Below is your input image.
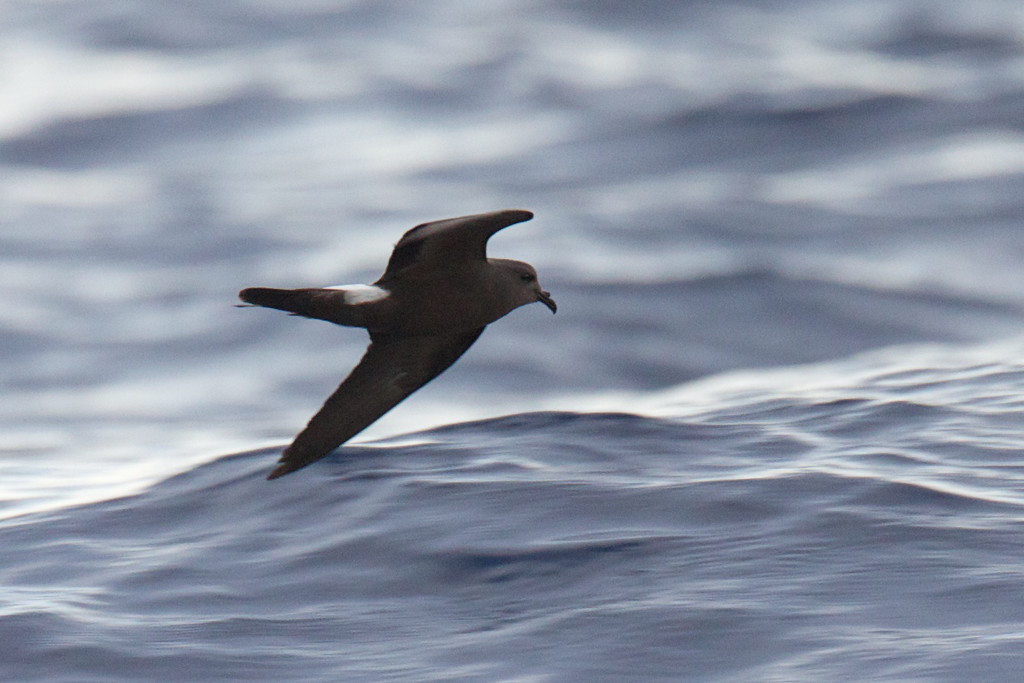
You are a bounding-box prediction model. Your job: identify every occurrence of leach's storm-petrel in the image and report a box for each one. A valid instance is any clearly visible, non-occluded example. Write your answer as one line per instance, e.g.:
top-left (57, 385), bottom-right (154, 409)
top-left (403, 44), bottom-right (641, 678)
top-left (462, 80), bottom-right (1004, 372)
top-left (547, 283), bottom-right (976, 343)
top-left (239, 210), bottom-right (556, 480)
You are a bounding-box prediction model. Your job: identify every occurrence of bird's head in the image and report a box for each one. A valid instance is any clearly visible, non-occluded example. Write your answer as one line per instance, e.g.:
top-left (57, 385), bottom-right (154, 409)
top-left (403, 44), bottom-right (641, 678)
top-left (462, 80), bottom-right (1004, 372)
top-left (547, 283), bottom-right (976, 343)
top-left (492, 259), bottom-right (557, 315)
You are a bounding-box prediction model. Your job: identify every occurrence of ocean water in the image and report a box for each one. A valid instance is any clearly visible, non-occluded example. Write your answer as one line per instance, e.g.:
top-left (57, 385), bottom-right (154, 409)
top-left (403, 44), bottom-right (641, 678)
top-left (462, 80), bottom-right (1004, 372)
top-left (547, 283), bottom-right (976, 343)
top-left (3, 0), bottom-right (1024, 680)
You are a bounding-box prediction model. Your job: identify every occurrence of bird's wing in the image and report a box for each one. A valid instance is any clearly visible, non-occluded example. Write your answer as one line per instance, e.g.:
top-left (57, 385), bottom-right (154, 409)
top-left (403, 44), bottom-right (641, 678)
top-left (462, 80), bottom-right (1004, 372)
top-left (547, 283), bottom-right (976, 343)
top-left (266, 328), bottom-right (485, 479)
top-left (379, 209), bottom-right (533, 281)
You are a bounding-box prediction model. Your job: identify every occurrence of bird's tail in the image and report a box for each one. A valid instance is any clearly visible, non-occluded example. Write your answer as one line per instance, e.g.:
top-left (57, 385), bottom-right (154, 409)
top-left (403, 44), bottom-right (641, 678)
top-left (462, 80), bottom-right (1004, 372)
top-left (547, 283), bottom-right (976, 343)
top-left (238, 287), bottom-right (367, 327)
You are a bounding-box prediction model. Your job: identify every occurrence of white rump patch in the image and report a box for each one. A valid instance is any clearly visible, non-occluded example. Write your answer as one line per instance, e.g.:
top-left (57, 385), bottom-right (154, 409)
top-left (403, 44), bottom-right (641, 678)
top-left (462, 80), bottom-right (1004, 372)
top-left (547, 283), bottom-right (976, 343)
top-left (327, 284), bottom-right (390, 305)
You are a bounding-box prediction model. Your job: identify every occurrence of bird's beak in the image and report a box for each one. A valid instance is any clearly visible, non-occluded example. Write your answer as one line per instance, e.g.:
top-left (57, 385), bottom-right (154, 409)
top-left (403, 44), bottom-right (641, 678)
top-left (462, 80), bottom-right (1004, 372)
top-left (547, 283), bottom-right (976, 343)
top-left (537, 290), bottom-right (557, 314)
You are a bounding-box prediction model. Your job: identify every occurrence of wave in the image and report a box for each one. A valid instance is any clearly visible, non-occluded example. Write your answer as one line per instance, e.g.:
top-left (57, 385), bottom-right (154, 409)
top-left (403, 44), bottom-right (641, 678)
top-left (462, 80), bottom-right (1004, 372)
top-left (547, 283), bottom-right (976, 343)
top-left (5, 337), bottom-right (1024, 679)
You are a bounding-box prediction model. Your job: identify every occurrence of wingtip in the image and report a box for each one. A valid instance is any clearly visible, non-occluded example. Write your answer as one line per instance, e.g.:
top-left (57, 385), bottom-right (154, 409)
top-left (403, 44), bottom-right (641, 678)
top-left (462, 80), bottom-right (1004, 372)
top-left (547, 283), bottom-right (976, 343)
top-left (266, 463), bottom-right (293, 480)
top-left (503, 209), bottom-right (534, 223)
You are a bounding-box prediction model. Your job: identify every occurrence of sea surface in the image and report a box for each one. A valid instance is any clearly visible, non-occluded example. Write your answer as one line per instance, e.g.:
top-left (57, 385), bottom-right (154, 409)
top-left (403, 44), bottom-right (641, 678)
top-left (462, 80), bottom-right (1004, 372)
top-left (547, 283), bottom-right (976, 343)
top-left (3, 0), bottom-right (1024, 680)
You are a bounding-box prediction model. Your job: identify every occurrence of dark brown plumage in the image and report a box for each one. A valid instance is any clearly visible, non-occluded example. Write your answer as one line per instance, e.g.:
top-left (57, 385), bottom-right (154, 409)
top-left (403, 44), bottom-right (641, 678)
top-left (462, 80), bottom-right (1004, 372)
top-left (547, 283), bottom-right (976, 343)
top-left (239, 210), bottom-right (555, 480)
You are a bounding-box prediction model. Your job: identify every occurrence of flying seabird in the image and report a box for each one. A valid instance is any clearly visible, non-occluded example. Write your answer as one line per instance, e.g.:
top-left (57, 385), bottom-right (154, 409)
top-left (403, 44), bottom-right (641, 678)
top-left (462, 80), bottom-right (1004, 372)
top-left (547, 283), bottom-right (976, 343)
top-left (239, 209), bottom-right (556, 480)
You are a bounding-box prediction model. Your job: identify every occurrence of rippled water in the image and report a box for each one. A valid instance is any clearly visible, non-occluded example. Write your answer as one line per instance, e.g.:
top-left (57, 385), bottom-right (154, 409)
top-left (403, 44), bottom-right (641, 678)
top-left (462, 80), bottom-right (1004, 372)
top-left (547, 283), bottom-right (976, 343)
top-left (3, 0), bottom-right (1024, 680)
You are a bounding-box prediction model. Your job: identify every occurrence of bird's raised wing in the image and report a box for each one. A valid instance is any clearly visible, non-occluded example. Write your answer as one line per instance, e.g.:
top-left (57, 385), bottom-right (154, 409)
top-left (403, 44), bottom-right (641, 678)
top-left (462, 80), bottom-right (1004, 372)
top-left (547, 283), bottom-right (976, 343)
top-left (266, 328), bottom-right (485, 479)
top-left (379, 209), bottom-right (533, 282)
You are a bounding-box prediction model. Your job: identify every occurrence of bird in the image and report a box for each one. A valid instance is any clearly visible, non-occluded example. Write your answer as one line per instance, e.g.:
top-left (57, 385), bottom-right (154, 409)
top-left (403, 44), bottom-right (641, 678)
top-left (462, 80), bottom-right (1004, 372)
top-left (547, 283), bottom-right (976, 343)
top-left (238, 209), bottom-right (556, 480)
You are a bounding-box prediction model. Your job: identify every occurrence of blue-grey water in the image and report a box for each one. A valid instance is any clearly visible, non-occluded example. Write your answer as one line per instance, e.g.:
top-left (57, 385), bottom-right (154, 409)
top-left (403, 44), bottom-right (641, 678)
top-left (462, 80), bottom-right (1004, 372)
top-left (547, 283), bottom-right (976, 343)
top-left (4, 1), bottom-right (1024, 680)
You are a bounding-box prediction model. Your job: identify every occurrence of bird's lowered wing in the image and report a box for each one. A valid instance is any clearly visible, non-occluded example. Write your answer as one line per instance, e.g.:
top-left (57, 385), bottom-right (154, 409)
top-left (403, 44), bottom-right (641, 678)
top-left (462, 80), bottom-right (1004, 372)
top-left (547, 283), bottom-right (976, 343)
top-left (379, 209), bottom-right (533, 280)
top-left (267, 327), bottom-right (485, 479)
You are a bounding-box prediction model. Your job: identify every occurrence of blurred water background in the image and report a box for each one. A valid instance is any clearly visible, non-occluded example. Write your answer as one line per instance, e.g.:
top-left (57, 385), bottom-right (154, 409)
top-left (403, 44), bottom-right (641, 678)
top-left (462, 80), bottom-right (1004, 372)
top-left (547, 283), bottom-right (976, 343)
top-left (3, 0), bottom-right (1024, 679)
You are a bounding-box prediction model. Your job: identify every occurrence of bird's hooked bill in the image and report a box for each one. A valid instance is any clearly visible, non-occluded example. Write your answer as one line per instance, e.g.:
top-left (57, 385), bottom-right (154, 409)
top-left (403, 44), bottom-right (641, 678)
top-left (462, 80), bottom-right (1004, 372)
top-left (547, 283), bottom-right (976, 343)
top-left (538, 290), bottom-right (557, 314)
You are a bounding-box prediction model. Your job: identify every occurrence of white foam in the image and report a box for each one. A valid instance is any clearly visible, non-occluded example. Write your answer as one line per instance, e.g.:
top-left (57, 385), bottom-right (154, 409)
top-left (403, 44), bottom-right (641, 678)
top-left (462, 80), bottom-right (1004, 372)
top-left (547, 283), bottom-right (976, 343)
top-left (327, 284), bottom-right (390, 305)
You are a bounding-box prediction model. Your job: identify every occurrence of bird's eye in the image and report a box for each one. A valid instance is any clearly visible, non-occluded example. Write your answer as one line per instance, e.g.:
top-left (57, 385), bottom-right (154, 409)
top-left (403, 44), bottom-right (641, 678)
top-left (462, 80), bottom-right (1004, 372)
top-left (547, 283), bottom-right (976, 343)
top-left (520, 273), bottom-right (535, 283)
